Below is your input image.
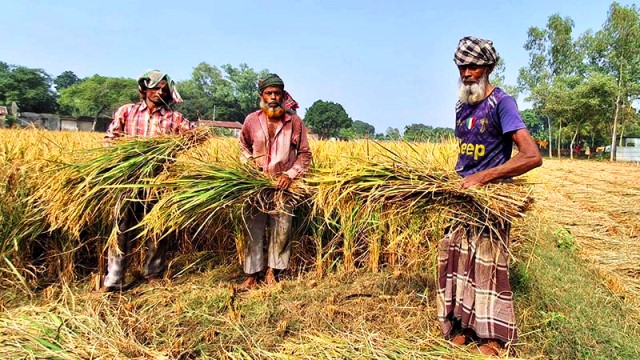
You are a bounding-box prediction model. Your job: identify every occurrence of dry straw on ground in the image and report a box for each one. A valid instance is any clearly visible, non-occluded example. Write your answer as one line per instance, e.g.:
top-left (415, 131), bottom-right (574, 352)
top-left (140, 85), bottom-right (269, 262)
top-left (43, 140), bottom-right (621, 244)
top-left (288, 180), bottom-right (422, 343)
top-left (528, 159), bottom-right (640, 312)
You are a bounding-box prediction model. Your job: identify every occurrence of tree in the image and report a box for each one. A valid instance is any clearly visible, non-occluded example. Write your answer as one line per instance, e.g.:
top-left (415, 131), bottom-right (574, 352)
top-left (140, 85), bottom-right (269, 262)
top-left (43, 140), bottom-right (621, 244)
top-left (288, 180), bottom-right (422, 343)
top-left (337, 127), bottom-right (356, 140)
top-left (304, 100), bottom-right (353, 139)
top-left (385, 127), bottom-right (401, 140)
top-left (176, 62), bottom-right (269, 123)
top-left (222, 63), bottom-right (270, 117)
top-left (542, 73), bottom-right (617, 158)
top-left (175, 79), bottom-right (215, 121)
top-left (54, 71), bottom-right (81, 92)
top-left (351, 120), bottom-right (375, 138)
top-left (0, 62), bottom-right (57, 113)
top-left (520, 109), bottom-right (546, 141)
top-left (58, 75), bottom-right (138, 130)
top-left (403, 123), bottom-right (453, 142)
top-left (587, 2), bottom-right (640, 160)
top-left (518, 14), bottom-right (584, 158)
top-left (403, 123), bottom-right (432, 141)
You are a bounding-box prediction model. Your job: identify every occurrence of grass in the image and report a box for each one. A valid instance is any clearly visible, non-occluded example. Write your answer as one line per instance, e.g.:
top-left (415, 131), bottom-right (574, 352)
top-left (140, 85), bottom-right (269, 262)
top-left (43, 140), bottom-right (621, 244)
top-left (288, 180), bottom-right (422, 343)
top-left (511, 217), bottom-right (640, 359)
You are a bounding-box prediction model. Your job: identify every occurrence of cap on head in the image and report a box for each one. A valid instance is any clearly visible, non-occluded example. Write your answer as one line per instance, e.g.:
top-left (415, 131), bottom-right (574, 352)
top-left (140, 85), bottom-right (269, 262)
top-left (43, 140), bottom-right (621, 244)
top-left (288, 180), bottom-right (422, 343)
top-left (453, 36), bottom-right (500, 67)
top-left (258, 73), bottom-right (285, 93)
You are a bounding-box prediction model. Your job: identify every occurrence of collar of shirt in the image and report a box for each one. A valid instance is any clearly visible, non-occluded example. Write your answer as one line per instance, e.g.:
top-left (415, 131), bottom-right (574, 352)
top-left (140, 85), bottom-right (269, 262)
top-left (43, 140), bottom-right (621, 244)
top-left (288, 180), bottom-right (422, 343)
top-left (139, 101), bottom-right (171, 116)
top-left (257, 110), bottom-right (293, 124)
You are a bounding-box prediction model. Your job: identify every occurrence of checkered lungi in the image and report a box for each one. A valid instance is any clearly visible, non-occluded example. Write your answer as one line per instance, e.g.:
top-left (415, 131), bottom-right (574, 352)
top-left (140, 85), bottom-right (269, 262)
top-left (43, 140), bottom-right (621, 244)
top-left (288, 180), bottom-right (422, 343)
top-left (436, 224), bottom-right (518, 344)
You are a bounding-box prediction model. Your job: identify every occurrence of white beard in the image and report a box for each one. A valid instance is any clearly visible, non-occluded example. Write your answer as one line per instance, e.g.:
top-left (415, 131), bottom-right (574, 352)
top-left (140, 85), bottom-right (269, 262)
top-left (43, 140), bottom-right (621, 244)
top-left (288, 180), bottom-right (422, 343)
top-left (458, 76), bottom-right (488, 105)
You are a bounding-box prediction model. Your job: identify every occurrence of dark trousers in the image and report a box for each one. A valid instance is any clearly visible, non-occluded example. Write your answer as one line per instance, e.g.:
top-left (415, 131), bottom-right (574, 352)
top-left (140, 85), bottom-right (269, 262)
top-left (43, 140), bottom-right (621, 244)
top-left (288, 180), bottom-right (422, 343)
top-left (103, 201), bottom-right (169, 287)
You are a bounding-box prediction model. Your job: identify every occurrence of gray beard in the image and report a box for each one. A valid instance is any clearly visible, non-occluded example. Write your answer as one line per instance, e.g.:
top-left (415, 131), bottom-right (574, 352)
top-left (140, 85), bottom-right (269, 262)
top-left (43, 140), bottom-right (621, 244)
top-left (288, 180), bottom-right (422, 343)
top-left (458, 77), bottom-right (488, 105)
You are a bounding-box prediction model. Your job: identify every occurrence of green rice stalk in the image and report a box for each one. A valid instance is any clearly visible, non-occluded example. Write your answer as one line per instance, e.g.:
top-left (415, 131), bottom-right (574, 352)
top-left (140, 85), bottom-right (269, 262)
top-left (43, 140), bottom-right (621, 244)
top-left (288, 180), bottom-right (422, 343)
top-left (139, 158), bottom-right (313, 241)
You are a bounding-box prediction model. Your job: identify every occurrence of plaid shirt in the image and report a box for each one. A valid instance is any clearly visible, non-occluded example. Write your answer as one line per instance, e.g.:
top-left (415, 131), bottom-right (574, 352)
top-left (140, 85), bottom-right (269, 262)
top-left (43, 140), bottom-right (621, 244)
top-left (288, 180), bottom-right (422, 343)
top-left (105, 101), bottom-right (192, 139)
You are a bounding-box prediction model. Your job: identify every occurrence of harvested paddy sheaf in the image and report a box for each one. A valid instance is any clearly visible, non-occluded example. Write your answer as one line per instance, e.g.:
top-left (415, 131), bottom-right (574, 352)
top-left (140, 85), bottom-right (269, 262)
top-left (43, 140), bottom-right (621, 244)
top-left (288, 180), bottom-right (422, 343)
top-left (1, 129), bottom-right (535, 288)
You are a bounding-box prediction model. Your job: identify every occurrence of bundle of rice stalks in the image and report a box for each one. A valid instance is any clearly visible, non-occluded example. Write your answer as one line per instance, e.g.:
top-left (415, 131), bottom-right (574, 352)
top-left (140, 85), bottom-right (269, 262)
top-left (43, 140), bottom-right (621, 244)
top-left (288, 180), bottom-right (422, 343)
top-left (34, 127), bottom-right (212, 243)
top-left (307, 141), bottom-right (534, 271)
top-left (0, 130), bottom-right (108, 286)
top-left (311, 141), bottom-right (533, 231)
top-left (139, 157), bottom-right (313, 242)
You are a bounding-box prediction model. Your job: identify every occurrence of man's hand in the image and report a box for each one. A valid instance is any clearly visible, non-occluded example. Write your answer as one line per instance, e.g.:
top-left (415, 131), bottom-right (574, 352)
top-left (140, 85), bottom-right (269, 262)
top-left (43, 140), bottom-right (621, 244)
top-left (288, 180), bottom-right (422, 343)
top-left (276, 174), bottom-right (292, 190)
top-left (461, 171), bottom-right (487, 189)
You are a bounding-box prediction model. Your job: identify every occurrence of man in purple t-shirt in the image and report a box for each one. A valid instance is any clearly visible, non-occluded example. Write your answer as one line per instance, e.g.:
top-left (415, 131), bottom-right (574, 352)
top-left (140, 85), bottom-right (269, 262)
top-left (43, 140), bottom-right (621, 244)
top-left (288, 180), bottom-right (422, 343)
top-left (436, 36), bottom-right (542, 356)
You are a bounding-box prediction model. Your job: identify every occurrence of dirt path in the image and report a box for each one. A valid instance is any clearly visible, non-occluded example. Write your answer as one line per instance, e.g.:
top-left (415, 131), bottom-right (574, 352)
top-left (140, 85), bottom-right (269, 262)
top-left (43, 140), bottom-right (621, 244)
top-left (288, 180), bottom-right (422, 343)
top-left (528, 159), bottom-right (640, 305)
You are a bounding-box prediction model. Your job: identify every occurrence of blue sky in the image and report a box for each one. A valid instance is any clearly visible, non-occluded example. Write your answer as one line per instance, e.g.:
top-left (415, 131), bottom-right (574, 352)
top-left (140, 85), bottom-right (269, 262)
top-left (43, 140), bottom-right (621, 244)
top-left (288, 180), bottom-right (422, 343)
top-left (1, 0), bottom-right (635, 133)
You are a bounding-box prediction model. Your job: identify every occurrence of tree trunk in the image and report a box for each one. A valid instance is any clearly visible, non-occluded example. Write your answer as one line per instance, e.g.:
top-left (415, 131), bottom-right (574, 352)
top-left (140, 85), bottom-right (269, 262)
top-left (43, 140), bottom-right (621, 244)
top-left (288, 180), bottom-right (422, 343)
top-left (547, 116), bottom-right (553, 158)
top-left (557, 119), bottom-right (562, 159)
top-left (610, 92), bottom-right (621, 161)
top-left (610, 66), bottom-right (622, 161)
top-left (570, 125), bottom-right (580, 160)
top-left (93, 105), bottom-right (106, 132)
top-left (618, 124), bottom-right (625, 147)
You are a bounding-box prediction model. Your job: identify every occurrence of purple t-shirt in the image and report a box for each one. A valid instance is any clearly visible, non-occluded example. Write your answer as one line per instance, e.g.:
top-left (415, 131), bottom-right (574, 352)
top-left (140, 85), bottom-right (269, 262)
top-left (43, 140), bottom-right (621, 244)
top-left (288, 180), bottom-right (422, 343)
top-left (454, 88), bottom-right (526, 177)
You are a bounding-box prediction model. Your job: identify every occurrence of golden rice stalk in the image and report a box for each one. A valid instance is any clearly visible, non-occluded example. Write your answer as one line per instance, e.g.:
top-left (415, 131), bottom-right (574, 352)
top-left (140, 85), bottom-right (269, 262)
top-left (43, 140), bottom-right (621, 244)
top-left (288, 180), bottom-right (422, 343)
top-left (32, 128), bottom-right (212, 242)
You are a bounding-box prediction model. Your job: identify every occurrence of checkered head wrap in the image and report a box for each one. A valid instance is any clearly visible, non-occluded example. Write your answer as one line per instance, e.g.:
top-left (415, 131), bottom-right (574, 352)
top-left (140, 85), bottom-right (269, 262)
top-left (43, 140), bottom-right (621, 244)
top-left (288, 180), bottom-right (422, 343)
top-left (138, 70), bottom-right (183, 104)
top-left (453, 36), bottom-right (499, 66)
top-left (283, 91), bottom-right (299, 112)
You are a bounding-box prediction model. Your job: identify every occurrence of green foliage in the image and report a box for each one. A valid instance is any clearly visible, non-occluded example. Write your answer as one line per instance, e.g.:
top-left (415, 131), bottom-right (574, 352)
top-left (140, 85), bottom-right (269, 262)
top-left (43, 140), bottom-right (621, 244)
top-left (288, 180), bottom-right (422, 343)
top-left (176, 62), bottom-right (269, 123)
top-left (385, 127), bottom-right (401, 140)
top-left (337, 127), bottom-right (356, 140)
top-left (554, 226), bottom-right (577, 251)
top-left (4, 115), bottom-right (16, 128)
top-left (403, 124), bottom-right (453, 142)
top-left (518, 14), bottom-right (585, 156)
top-left (57, 75), bottom-right (138, 119)
top-left (589, 3), bottom-right (640, 158)
top-left (520, 109), bottom-right (546, 140)
top-left (351, 120), bottom-right (375, 138)
top-left (53, 71), bottom-right (81, 92)
top-left (304, 100), bottom-right (353, 139)
top-left (0, 62), bottom-right (57, 113)
top-left (519, 5), bottom-right (640, 158)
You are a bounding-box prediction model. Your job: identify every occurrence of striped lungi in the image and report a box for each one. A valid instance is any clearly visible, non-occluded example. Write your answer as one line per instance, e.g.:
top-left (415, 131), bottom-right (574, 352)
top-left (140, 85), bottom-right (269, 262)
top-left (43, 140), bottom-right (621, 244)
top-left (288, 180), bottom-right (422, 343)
top-left (436, 224), bottom-right (518, 344)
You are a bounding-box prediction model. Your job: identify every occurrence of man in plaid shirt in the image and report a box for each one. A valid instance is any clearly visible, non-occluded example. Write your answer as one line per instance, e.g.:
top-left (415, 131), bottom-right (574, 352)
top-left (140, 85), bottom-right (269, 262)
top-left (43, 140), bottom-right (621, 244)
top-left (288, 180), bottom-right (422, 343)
top-left (105, 70), bottom-right (192, 139)
top-left (102, 70), bottom-right (193, 292)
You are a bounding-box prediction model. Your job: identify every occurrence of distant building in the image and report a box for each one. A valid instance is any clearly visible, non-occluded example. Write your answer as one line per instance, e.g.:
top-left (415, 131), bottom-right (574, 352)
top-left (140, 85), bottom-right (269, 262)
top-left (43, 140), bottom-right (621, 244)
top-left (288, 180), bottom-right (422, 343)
top-left (0, 106), bottom-right (7, 124)
top-left (307, 131), bottom-right (320, 141)
top-left (60, 116), bottom-right (111, 132)
top-left (617, 137), bottom-right (640, 162)
top-left (12, 112), bottom-right (111, 132)
top-left (198, 120), bottom-right (243, 136)
top-left (623, 137), bottom-right (640, 147)
top-left (17, 112), bottom-right (60, 130)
